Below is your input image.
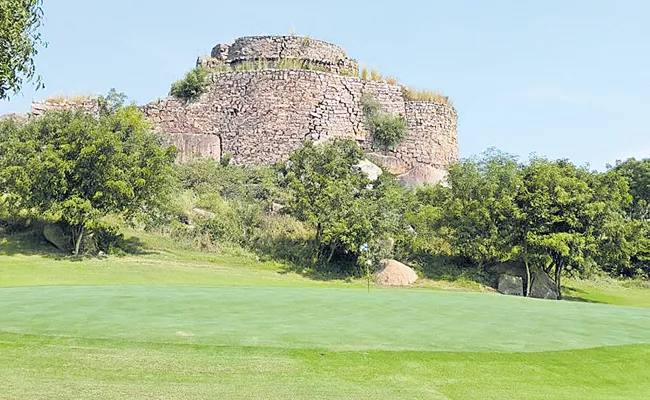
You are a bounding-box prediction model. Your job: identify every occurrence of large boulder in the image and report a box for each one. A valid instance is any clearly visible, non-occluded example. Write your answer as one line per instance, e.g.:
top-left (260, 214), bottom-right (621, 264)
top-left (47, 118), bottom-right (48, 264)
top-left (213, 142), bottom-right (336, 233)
top-left (498, 274), bottom-right (523, 296)
top-left (356, 159), bottom-right (383, 181)
top-left (374, 259), bottom-right (418, 286)
top-left (43, 224), bottom-right (71, 253)
top-left (530, 270), bottom-right (559, 300)
top-left (397, 165), bottom-right (449, 188)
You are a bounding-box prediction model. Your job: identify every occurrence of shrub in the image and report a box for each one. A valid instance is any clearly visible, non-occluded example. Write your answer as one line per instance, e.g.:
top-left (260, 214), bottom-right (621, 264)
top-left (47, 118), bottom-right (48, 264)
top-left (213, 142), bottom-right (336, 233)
top-left (368, 113), bottom-right (407, 151)
top-left (361, 93), bottom-right (407, 151)
top-left (235, 60), bottom-right (270, 71)
top-left (169, 67), bottom-right (210, 100)
top-left (220, 153), bottom-right (232, 167)
top-left (386, 77), bottom-right (398, 85)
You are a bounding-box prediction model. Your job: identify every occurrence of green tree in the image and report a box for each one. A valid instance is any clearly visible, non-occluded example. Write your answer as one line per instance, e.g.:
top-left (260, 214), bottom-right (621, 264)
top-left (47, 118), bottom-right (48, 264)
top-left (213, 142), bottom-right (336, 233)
top-left (516, 159), bottom-right (631, 298)
top-left (169, 66), bottom-right (210, 101)
top-left (0, 0), bottom-right (46, 99)
top-left (610, 158), bottom-right (650, 220)
top-left (414, 151), bottom-right (638, 298)
top-left (416, 149), bottom-right (523, 268)
top-left (282, 139), bottom-right (406, 269)
top-left (0, 103), bottom-right (176, 255)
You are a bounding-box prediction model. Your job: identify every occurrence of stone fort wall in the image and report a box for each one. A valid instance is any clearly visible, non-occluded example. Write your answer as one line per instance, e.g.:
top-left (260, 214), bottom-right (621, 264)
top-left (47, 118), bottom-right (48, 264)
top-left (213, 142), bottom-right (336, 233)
top-left (201, 36), bottom-right (359, 76)
top-left (22, 36), bottom-right (458, 185)
top-left (142, 69), bottom-right (457, 181)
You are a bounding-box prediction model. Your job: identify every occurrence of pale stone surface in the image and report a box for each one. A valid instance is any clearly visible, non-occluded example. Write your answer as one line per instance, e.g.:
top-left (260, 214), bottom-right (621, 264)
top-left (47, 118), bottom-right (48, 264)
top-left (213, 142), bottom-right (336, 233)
top-left (356, 159), bottom-right (383, 181)
top-left (13, 36), bottom-right (459, 186)
top-left (365, 153), bottom-right (411, 175)
top-left (374, 259), bottom-right (418, 286)
top-left (530, 271), bottom-right (559, 300)
top-left (397, 165), bottom-right (449, 188)
top-left (31, 98), bottom-right (101, 117)
top-left (142, 68), bottom-right (458, 175)
top-left (167, 133), bottom-right (221, 163)
top-left (0, 113), bottom-right (28, 123)
top-left (498, 274), bottom-right (524, 296)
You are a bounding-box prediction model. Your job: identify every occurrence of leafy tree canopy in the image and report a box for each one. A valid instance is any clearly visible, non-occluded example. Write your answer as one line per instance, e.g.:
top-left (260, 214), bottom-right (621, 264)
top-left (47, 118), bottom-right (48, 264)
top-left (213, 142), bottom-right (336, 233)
top-left (0, 0), bottom-right (46, 99)
top-left (281, 139), bottom-right (408, 269)
top-left (0, 96), bottom-right (177, 254)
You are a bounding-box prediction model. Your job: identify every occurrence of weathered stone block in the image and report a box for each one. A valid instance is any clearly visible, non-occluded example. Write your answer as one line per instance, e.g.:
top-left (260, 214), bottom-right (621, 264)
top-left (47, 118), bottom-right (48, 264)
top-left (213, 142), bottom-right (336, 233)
top-left (498, 274), bottom-right (524, 296)
top-left (530, 271), bottom-right (559, 300)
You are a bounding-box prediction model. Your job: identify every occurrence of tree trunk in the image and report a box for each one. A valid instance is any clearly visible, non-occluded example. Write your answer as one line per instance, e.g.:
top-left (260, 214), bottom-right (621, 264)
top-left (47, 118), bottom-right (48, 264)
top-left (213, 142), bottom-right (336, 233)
top-left (326, 244), bottom-right (337, 264)
top-left (524, 259), bottom-right (531, 297)
top-left (73, 225), bottom-right (84, 256)
top-left (555, 263), bottom-right (563, 300)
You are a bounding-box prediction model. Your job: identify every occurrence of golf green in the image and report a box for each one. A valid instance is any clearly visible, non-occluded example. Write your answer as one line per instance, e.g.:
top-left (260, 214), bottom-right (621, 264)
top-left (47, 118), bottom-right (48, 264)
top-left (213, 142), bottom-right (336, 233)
top-left (2, 285), bottom-right (649, 352)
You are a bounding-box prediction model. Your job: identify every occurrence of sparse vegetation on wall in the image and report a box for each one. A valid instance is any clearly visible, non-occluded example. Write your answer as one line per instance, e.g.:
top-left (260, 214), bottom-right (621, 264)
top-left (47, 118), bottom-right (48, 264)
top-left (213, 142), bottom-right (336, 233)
top-left (232, 58), bottom-right (330, 73)
top-left (361, 93), bottom-right (407, 151)
top-left (170, 66), bottom-right (210, 101)
top-left (402, 87), bottom-right (452, 105)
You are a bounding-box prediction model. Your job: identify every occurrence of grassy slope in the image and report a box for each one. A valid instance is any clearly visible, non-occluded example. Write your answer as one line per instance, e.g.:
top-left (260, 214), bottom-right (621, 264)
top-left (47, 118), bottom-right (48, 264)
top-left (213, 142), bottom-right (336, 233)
top-left (2, 230), bottom-right (650, 399)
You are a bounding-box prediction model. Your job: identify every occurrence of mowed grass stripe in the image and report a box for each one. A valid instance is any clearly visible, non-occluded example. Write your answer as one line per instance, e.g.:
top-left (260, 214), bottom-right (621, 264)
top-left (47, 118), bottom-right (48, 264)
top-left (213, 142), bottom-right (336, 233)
top-left (1, 333), bottom-right (648, 400)
top-left (2, 285), bottom-right (649, 353)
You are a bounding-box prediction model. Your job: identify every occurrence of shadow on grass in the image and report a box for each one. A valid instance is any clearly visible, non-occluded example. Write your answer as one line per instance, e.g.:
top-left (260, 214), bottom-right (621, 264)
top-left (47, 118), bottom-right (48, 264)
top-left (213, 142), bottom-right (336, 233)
top-left (0, 225), bottom-right (152, 259)
top-left (251, 236), bottom-right (360, 281)
top-left (562, 286), bottom-right (604, 304)
top-left (413, 252), bottom-right (495, 287)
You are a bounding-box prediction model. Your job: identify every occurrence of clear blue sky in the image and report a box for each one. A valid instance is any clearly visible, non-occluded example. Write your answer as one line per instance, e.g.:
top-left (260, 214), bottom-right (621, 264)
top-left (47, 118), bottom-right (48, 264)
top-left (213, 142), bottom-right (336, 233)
top-left (1, 0), bottom-right (648, 169)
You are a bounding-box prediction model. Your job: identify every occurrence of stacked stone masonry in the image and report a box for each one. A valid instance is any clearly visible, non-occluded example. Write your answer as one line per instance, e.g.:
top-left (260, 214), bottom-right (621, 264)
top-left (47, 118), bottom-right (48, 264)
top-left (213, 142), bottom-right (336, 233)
top-left (31, 98), bottom-right (101, 117)
top-left (200, 36), bottom-right (359, 76)
top-left (16, 36), bottom-right (458, 186)
top-left (142, 65), bottom-right (458, 184)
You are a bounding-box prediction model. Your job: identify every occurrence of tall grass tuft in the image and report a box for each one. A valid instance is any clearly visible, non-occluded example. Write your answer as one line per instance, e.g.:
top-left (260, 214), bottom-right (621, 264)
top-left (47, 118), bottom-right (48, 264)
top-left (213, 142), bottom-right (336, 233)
top-left (360, 66), bottom-right (369, 81)
top-left (44, 94), bottom-right (92, 104)
top-left (402, 87), bottom-right (452, 106)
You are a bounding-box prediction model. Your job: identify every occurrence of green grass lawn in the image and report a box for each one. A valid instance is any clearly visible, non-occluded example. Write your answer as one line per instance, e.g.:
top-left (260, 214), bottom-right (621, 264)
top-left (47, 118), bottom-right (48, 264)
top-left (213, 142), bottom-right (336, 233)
top-left (2, 231), bottom-right (650, 399)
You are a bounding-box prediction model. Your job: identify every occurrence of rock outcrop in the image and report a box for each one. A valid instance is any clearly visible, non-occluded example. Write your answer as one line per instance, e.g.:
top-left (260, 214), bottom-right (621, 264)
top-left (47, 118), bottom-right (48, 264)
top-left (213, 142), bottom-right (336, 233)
top-left (143, 36), bottom-right (458, 186)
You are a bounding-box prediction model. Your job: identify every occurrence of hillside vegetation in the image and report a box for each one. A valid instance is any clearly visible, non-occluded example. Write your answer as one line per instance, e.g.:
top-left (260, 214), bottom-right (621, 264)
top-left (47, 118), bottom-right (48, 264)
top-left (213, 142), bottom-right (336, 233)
top-left (1, 96), bottom-right (650, 294)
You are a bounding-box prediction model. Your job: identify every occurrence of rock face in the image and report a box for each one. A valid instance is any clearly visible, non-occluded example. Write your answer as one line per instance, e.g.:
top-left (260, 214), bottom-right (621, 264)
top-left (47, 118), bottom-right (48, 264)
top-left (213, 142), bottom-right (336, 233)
top-left (530, 270), bottom-right (559, 300)
top-left (43, 224), bottom-right (71, 253)
top-left (168, 133), bottom-right (221, 163)
top-left (374, 259), bottom-right (418, 286)
top-left (12, 35), bottom-right (459, 186)
top-left (498, 274), bottom-right (524, 296)
top-left (397, 165), bottom-right (449, 188)
top-left (365, 153), bottom-right (411, 176)
top-left (31, 98), bottom-right (101, 117)
top-left (356, 159), bottom-right (383, 181)
top-left (0, 113), bottom-right (28, 123)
